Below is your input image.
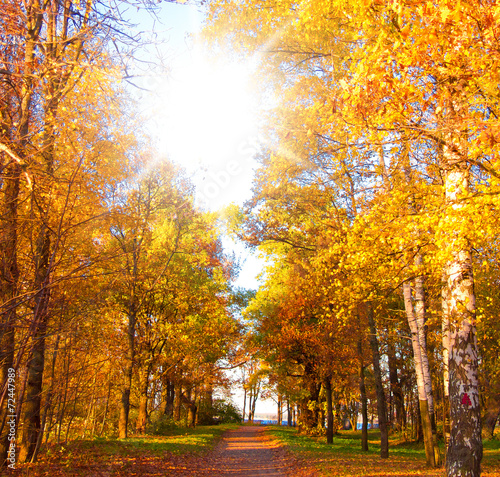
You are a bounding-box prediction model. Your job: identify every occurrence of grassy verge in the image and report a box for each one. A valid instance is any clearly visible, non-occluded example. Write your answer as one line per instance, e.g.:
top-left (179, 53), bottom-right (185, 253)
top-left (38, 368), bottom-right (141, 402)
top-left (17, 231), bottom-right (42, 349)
top-left (15, 423), bottom-right (239, 476)
top-left (267, 426), bottom-right (500, 477)
top-left (73, 423), bottom-right (238, 455)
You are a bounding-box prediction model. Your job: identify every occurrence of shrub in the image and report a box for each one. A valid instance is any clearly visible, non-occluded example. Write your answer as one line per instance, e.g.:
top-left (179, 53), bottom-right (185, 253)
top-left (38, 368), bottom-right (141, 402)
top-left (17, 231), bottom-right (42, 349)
top-left (197, 399), bottom-right (242, 425)
top-left (147, 415), bottom-right (181, 436)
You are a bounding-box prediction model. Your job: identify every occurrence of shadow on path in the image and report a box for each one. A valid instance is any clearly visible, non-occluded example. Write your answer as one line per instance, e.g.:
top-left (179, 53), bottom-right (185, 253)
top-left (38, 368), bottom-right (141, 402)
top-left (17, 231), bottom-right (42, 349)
top-left (211, 426), bottom-right (287, 476)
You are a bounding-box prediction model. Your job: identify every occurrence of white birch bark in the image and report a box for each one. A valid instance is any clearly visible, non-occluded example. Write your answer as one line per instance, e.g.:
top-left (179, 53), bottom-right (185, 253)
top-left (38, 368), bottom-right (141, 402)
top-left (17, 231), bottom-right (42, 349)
top-left (414, 255), bottom-right (434, 418)
top-left (403, 284), bottom-right (426, 403)
top-left (403, 282), bottom-right (435, 466)
top-left (442, 277), bottom-right (451, 398)
top-left (442, 274), bottom-right (451, 449)
top-left (443, 165), bottom-right (482, 477)
top-left (441, 84), bottom-right (482, 475)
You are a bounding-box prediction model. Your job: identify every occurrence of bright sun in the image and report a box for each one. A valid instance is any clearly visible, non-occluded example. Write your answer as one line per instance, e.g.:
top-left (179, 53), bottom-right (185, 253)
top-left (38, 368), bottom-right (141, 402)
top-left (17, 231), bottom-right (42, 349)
top-left (157, 47), bottom-right (258, 171)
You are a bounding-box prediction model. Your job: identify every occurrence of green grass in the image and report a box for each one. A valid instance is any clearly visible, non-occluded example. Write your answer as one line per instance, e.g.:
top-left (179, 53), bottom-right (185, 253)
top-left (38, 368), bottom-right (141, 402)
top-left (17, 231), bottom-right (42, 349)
top-left (17, 423), bottom-right (240, 476)
top-left (268, 426), bottom-right (432, 458)
top-left (47, 423), bottom-right (239, 457)
top-left (483, 437), bottom-right (500, 467)
top-left (18, 424), bottom-right (240, 476)
top-left (265, 427), bottom-right (500, 476)
top-left (21, 424), bottom-right (500, 477)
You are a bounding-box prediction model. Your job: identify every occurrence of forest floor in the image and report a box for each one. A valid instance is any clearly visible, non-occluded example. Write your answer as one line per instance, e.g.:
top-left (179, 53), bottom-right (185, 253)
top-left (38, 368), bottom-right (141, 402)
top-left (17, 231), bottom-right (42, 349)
top-left (7, 424), bottom-right (307, 476)
top-left (268, 426), bottom-right (500, 477)
top-left (6, 425), bottom-right (500, 476)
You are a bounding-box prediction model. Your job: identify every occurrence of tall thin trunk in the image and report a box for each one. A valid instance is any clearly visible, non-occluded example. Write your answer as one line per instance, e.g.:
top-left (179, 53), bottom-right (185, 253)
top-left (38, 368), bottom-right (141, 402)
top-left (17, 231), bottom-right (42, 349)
top-left (57, 353), bottom-right (71, 444)
top-left (31, 334), bottom-right (59, 463)
top-left (100, 380), bottom-right (112, 436)
top-left (277, 395), bottom-right (282, 426)
top-left (324, 377), bottom-right (334, 444)
top-left (403, 281), bottom-right (436, 467)
top-left (242, 387), bottom-right (247, 422)
top-left (248, 389), bottom-right (253, 422)
top-left (118, 305), bottom-right (135, 438)
top-left (358, 337), bottom-right (369, 451)
top-left (415, 258), bottom-right (441, 465)
top-left (366, 303), bottom-right (389, 458)
top-left (442, 274), bottom-right (451, 455)
top-left (0, 163), bottom-right (20, 467)
top-left (174, 383), bottom-right (182, 421)
top-left (414, 261), bottom-right (434, 421)
top-left (402, 136), bottom-right (437, 461)
top-left (251, 386), bottom-right (259, 421)
top-left (119, 241), bottom-right (139, 439)
top-left (387, 338), bottom-right (404, 433)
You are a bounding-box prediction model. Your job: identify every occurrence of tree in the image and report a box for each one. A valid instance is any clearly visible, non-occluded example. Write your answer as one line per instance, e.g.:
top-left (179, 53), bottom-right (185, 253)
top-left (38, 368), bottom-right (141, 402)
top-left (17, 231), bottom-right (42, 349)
top-left (206, 1), bottom-right (500, 473)
top-left (0, 0), bottom-right (166, 463)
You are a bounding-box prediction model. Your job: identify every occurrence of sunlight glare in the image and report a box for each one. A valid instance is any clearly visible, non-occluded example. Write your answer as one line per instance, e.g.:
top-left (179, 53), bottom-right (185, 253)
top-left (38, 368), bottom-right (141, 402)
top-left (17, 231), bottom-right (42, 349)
top-left (159, 48), bottom-right (258, 171)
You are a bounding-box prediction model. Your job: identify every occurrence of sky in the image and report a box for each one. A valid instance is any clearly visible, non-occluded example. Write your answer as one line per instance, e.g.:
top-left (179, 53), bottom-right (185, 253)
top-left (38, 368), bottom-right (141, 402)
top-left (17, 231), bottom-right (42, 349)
top-left (127, 2), bottom-right (276, 416)
top-left (126, 2), bottom-right (265, 291)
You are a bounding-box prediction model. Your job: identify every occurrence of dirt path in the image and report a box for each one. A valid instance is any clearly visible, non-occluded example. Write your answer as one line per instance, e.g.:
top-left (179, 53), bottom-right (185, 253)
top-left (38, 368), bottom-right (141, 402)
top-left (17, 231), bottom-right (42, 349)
top-left (163, 425), bottom-right (317, 477)
top-left (208, 426), bottom-right (289, 476)
top-left (17, 426), bottom-right (314, 476)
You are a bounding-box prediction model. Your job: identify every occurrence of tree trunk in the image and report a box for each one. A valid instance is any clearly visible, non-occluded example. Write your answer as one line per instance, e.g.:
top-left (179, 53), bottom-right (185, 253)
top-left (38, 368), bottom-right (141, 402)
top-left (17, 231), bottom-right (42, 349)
top-left (414, 264), bottom-right (435, 423)
top-left (299, 379), bottom-right (320, 433)
top-left (188, 401), bottom-right (196, 428)
top-left (0, 8), bottom-right (38, 467)
top-left (366, 303), bottom-right (389, 458)
top-left (182, 389), bottom-right (197, 428)
top-left (444, 215), bottom-right (482, 476)
top-left (324, 377), bottom-right (334, 444)
top-left (483, 400), bottom-right (500, 440)
top-left (0, 2), bottom-right (43, 462)
top-left (15, 42), bottom-right (47, 463)
top-left (163, 379), bottom-right (175, 418)
top-left (442, 274), bottom-right (451, 455)
top-left (0, 163), bottom-right (20, 468)
top-left (415, 262), bottom-right (441, 465)
top-left (174, 383), bottom-right (182, 421)
top-left (31, 334), bottom-right (59, 463)
top-left (136, 367), bottom-right (149, 434)
top-left (242, 387), bottom-right (247, 422)
top-left (100, 380), bottom-right (112, 436)
top-left (441, 85), bottom-right (482, 477)
top-left (251, 386), bottom-right (259, 421)
top-left (248, 389), bottom-right (253, 422)
top-left (19, 224), bottom-right (51, 463)
top-left (277, 395), bottom-right (282, 426)
top-left (403, 281), bottom-right (436, 467)
top-left (387, 335), bottom-right (404, 433)
top-left (20, 3), bottom-right (87, 454)
top-left (358, 338), bottom-right (369, 451)
top-left (416, 401), bottom-right (423, 442)
top-left (119, 305), bottom-right (136, 439)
